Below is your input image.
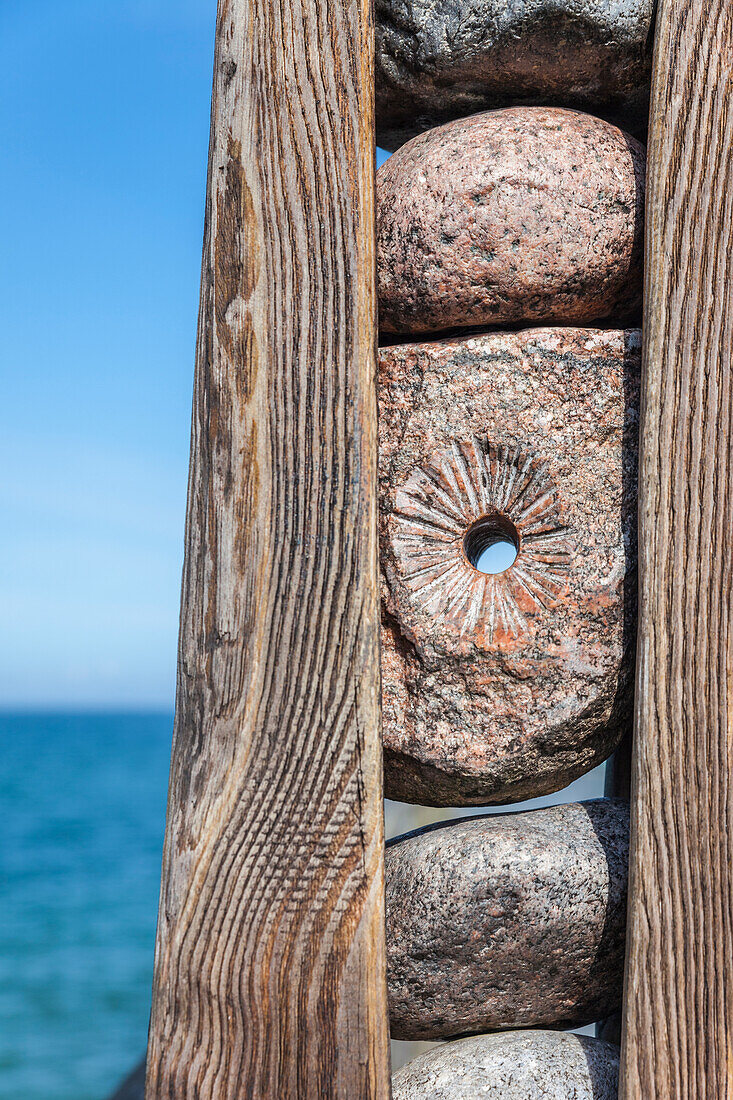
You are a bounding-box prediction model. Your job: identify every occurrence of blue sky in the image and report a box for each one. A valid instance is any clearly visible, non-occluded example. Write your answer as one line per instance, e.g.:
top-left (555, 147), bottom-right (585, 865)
top-left (1, 2), bottom-right (390, 708)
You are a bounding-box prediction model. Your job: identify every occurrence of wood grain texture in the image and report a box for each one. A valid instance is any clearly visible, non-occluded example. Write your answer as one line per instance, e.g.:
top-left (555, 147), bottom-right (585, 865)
top-left (144, 0), bottom-right (391, 1095)
top-left (621, 1), bottom-right (733, 1095)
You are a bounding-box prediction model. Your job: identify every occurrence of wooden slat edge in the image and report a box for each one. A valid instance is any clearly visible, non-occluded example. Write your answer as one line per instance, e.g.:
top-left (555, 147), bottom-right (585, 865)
top-left (621, 1), bottom-right (733, 1094)
top-left (144, 0), bottom-right (390, 1093)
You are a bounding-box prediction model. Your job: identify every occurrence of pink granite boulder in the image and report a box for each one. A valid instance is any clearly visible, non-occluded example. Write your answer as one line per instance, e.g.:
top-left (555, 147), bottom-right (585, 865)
top-left (379, 327), bottom-right (639, 805)
top-left (377, 107), bottom-right (645, 334)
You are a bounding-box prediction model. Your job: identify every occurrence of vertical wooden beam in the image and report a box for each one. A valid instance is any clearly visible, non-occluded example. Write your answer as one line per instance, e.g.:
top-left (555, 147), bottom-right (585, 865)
top-left (621, 1), bottom-right (733, 1095)
top-left (145, 0), bottom-right (390, 1094)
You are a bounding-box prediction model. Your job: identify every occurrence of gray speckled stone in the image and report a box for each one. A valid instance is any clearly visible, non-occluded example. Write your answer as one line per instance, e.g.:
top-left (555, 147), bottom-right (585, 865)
top-left (386, 800), bottom-right (628, 1040)
top-left (392, 1031), bottom-right (620, 1098)
top-left (376, 0), bottom-right (654, 150)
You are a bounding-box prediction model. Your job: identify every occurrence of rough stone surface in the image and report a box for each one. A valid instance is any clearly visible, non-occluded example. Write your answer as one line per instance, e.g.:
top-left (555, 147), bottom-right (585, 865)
top-left (377, 108), bottom-right (645, 335)
top-left (386, 799), bottom-right (628, 1040)
top-left (379, 327), bottom-right (639, 805)
top-left (375, 0), bottom-right (654, 150)
top-left (391, 1031), bottom-right (620, 1098)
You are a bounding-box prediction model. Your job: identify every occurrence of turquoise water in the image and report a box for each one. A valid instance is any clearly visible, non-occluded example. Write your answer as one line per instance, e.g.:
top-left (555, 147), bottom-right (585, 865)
top-left (1, 712), bottom-right (607, 1097)
top-left (1, 713), bottom-right (172, 1100)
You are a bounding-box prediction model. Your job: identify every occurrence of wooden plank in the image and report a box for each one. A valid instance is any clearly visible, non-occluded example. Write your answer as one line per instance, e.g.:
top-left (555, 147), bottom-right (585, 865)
top-left (144, 0), bottom-right (391, 1093)
top-left (620, 1), bottom-right (733, 1095)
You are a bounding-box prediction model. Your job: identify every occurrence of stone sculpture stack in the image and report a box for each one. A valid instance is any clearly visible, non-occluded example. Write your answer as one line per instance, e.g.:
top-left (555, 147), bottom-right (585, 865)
top-left (376, 3), bottom-right (652, 1093)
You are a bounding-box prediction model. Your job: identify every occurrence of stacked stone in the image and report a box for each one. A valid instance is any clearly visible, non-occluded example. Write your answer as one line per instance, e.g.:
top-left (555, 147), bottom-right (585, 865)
top-left (377, 6), bottom-right (651, 1090)
top-left (392, 1032), bottom-right (621, 1099)
top-left (386, 801), bottom-right (629, 1039)
top-left (376, 0), bottom-right (654, 151)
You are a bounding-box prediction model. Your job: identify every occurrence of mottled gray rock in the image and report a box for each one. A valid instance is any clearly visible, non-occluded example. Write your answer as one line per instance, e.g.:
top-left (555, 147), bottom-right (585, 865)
top-left (392, 1031), bottom-right (620, 1098)
top-left (379, 327), bottom-right (639, 805)
top-left (386, 800), bottom-right (628, 1039)
top-left (377, 108), bottom-right (645, 335)
top-left (376, 0), bottom-right (654, 150)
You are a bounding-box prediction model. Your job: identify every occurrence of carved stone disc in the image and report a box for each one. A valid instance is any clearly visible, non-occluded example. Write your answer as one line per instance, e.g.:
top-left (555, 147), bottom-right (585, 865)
top-left (379, 327), bottom-right (640, 804)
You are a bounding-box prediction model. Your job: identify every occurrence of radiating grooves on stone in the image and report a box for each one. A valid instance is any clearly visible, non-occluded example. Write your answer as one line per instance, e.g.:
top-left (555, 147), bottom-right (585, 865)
top-left (393, 438), bottom-right (570, 639)
top-left (385, 799), bottom-right (629, 1040)
top-left (391, 1031), bottom-right (621, 1099)
top-left (379, 327), bottom-right (639, 805)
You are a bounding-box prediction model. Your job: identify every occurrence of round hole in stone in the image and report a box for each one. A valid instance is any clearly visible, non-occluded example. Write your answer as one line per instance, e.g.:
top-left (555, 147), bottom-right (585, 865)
top-left (463, 514), bottom-right (520, 575)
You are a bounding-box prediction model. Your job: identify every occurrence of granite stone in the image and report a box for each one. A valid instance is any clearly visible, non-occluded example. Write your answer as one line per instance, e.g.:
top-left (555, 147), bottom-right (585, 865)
top-left (391, 1031), bottom-right (620, 1098)
top-left (376, 0), bottom-right (654, 150)
top-left (386, 799), bottom-right (628, 1039)
top-left (377, 108), bottom-right (645, 335)
top-left (379, 327), bottom-right (639, 804)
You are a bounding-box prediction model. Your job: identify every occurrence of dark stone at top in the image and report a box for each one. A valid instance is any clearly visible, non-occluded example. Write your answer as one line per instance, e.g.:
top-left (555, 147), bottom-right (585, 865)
top-left (376, 0), bottom-right (654, 150)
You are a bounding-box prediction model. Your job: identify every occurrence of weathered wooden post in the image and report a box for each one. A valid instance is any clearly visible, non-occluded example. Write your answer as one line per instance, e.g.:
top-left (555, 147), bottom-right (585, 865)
top-left (144, 0), bottom-right (391, 1094)
top-left (620, 0), bottom-right (733, 1094)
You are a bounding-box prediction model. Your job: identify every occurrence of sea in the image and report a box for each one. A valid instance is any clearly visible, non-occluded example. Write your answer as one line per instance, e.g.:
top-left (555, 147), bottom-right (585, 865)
top-left (1, 713), bottom-right (171, 1100)
top-left (1, 711), bottom-right (606, 1099)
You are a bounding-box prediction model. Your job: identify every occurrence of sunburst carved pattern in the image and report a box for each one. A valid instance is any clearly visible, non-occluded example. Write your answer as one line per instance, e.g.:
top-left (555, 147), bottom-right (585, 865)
top-left (389, 439), bottom-right (572, 646)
